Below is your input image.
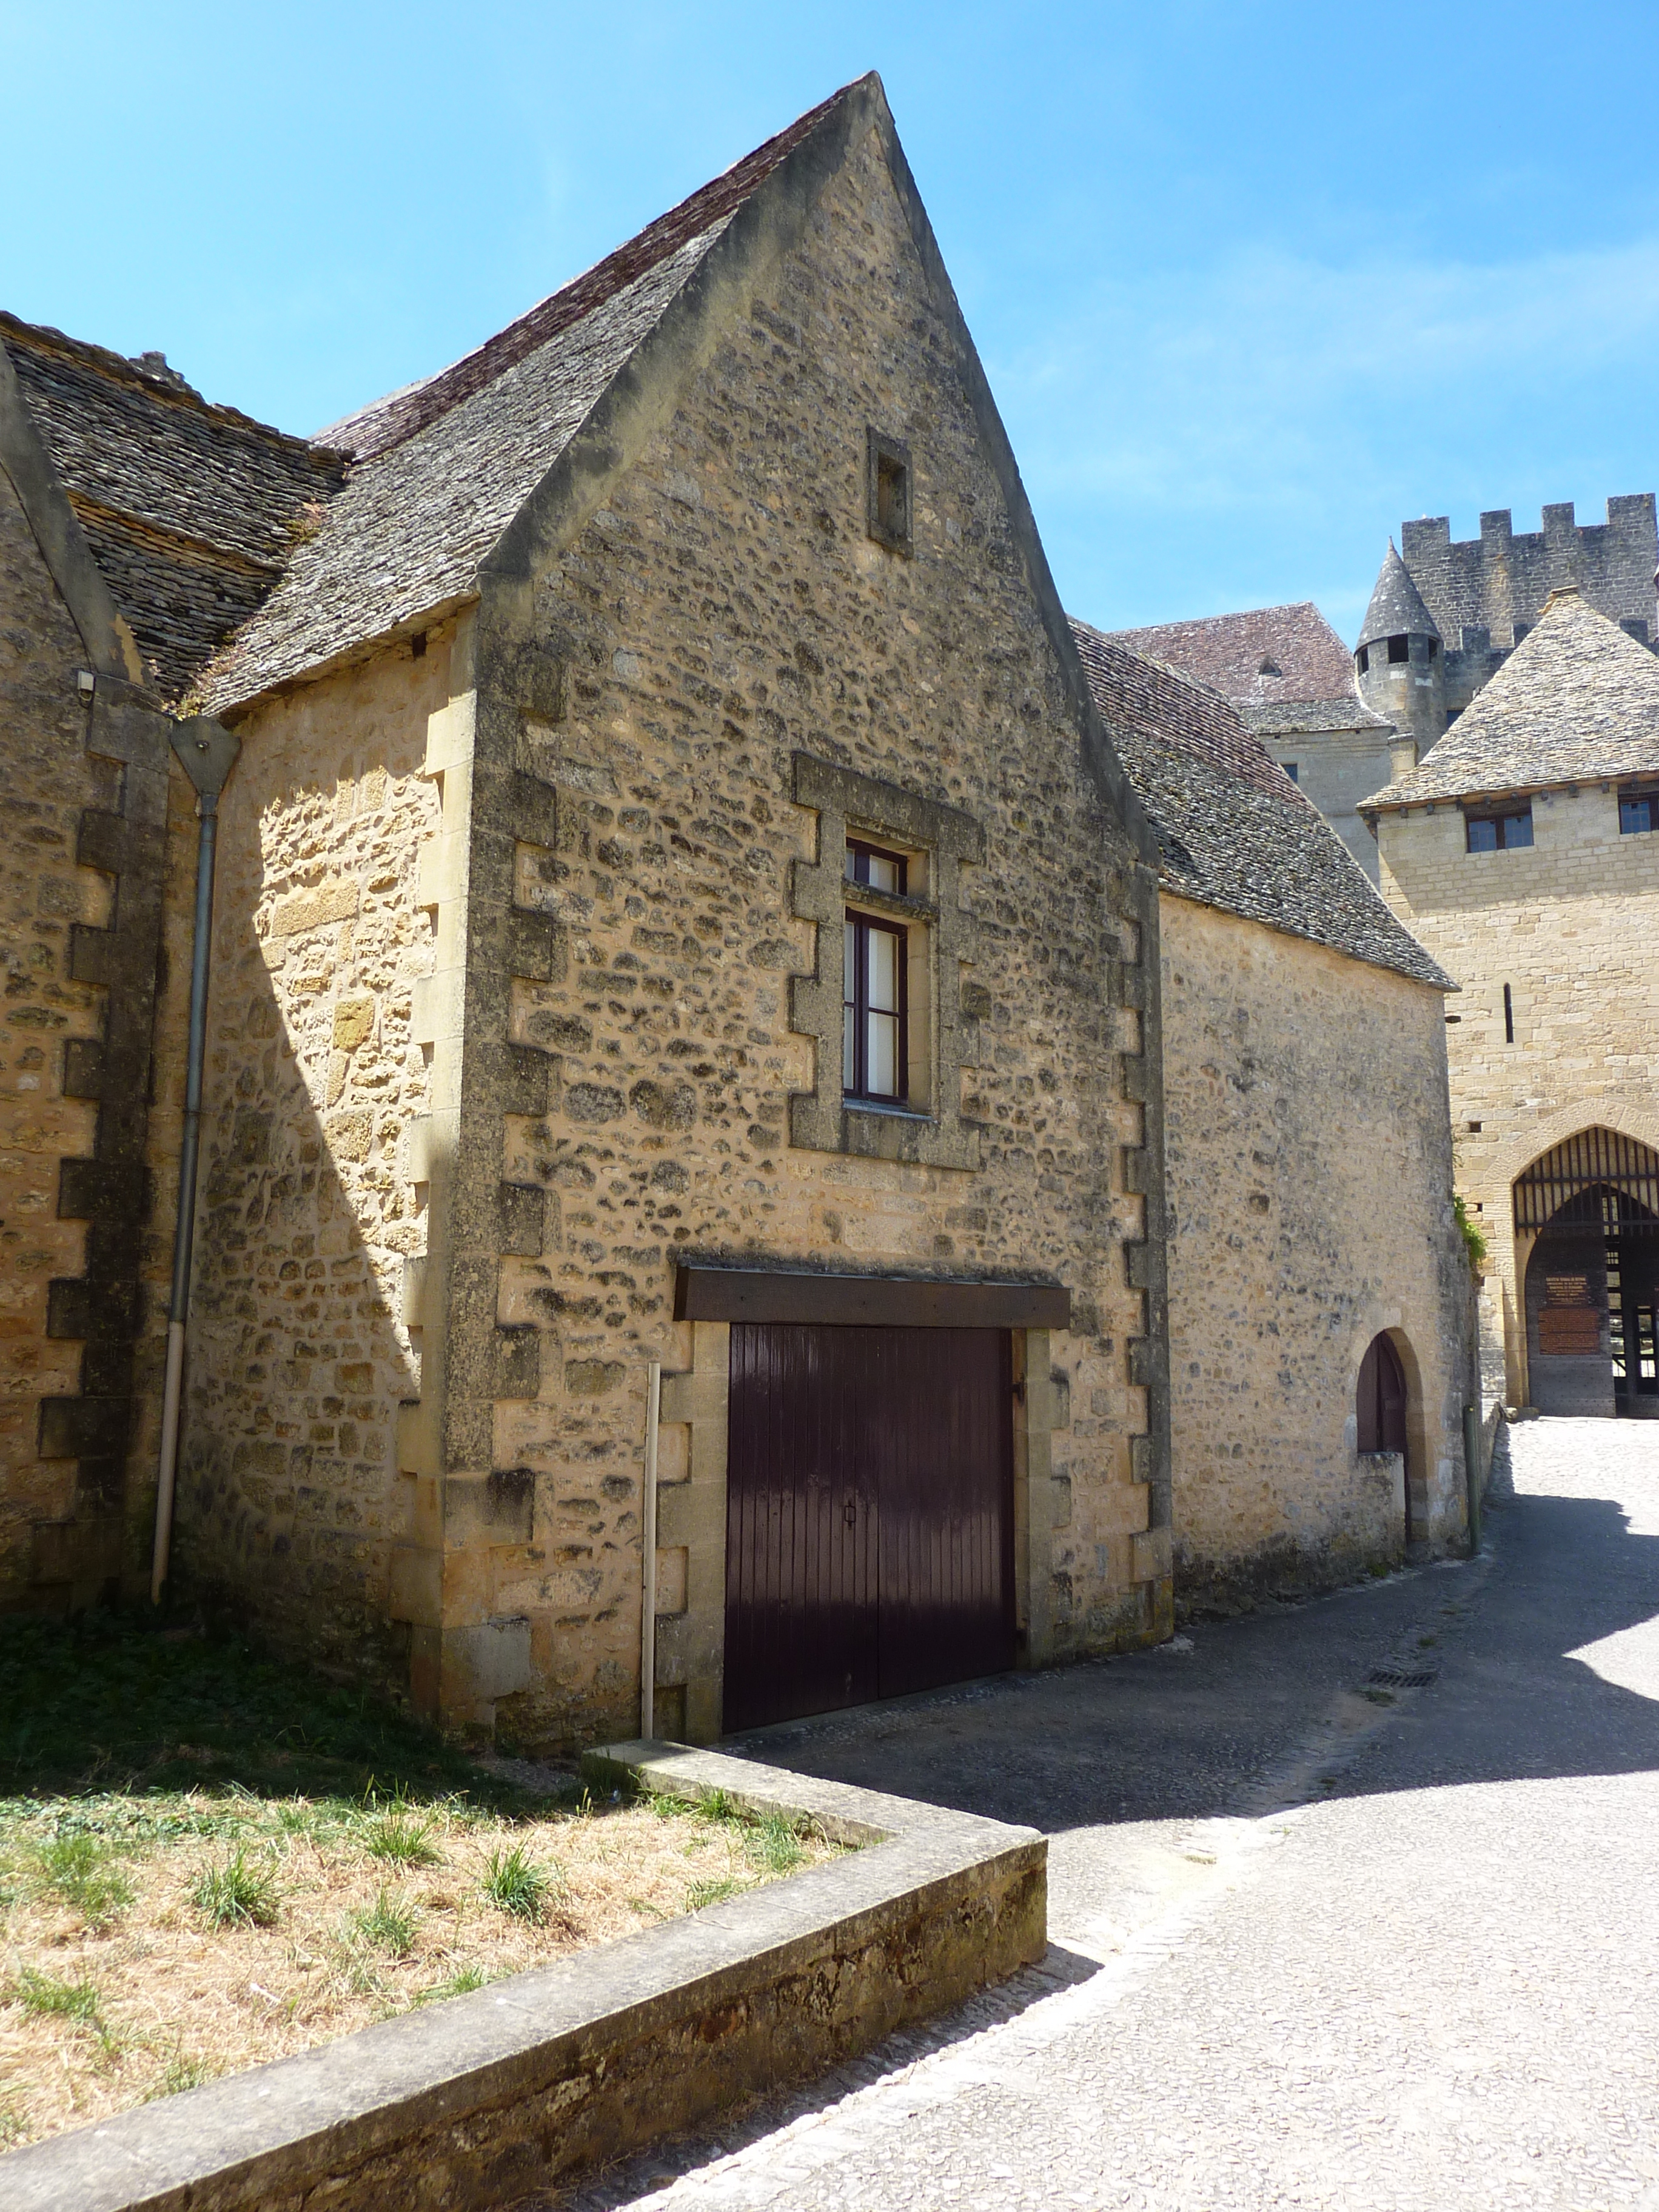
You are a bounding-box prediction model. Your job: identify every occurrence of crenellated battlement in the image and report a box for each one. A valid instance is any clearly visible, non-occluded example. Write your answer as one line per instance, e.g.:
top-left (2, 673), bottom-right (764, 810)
top-left (1400, 495), bottom-right (1657, 654)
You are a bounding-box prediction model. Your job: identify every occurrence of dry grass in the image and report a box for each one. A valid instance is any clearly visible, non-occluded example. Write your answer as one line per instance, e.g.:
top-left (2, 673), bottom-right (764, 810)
top-left (0, 1783), bottom-right (838, 2148)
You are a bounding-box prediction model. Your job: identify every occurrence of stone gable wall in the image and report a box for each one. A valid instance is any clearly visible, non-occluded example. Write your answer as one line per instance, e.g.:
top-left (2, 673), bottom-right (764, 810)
top-left (1378, 789), bottom-right (1659, 1408)
top-left (172, 636), bottom-right (449, 1674)
top-left (423, 122), bottom-right (1167, 1746)
top-left (1159, 894), bottom-right (1470, 1609)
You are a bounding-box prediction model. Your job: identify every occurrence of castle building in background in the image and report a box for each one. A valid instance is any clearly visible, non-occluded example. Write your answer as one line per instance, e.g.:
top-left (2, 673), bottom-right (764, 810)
top-left (1106, 603), bottom-right (1393, 882)
top-left (1362, 590), bottom-right (1659, 1424)
top-left (1355, 498), bottom-right (1659, 774)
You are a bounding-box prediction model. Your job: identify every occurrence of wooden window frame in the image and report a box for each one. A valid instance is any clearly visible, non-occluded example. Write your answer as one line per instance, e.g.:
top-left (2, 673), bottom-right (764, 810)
top-left (866, 427), bottom-right (913, 556)
top-left (1464, 805), bottom-right (1533, 853)
top-left (1618, 783), bottom-right (1659, 836)
top-left (843, 840), bottom-right (911, 1107)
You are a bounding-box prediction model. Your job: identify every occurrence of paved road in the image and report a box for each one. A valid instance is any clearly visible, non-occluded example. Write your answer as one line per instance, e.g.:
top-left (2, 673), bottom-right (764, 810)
top-left (548, 1419), bottom-right (1659, 2211)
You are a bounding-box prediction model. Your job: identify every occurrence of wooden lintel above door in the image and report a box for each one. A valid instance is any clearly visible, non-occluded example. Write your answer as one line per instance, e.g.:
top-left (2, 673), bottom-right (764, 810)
top-left (674, 1264), bottom-right (1070, 1332)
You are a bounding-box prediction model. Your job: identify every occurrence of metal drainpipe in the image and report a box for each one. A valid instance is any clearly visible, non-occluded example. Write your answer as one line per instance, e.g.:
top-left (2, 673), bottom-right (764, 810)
top-left (150, 719), bottom-right (241, 1605)
top-left (639, 1358), bottom-right (662, 1739)
top-left (1463, 1402), bottom-right (1484, 1558)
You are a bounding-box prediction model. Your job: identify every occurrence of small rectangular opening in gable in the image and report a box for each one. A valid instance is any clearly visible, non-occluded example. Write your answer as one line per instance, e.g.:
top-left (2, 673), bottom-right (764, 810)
top-left (866, 428), bottom-right (913, 555)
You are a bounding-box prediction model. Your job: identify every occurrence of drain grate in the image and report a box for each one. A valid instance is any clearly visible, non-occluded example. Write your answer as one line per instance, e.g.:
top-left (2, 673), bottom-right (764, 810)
top-left (1368, 1665), bottom-right (1439, 1689)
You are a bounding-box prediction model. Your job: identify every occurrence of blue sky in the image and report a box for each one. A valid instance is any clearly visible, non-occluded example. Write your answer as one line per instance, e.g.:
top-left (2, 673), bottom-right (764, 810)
top-left (5, 1), bottom-right (1657, 638)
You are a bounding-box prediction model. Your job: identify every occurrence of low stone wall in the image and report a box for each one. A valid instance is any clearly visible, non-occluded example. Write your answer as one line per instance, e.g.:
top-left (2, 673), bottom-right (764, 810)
top-left (4, 1744), bottom-right (1045, 2212)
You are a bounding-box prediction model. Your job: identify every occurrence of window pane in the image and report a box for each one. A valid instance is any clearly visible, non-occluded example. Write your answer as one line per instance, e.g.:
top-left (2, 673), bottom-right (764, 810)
top-left (867, 852), bottom-right (900, 894)
top-left (1467, 818), bottom-right (1498, 853)
top-left (866, 925), bottom-right (899, 1013)
top-left (1504, 811), bottom-right (1533, 848)
top-left (1622, 797), bottom-right (1654, 834)
top-left (843, 920), bottom-right (857, 1091)
top-left (868, 1008), bottom-right (900, 1096)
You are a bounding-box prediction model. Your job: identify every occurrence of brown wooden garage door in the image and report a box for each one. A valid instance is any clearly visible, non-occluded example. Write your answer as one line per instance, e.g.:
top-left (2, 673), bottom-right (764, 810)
top-left (723, 1322), bottom-right (1015, 1734)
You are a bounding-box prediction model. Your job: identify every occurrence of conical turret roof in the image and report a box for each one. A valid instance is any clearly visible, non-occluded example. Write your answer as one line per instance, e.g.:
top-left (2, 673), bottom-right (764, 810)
top-left (1358, 540), bottom-right (1441, 651)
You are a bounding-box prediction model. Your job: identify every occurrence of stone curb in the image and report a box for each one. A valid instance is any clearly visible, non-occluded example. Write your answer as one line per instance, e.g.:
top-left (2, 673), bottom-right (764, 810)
top-left (2, 1740), bottom-right (1046, 2211)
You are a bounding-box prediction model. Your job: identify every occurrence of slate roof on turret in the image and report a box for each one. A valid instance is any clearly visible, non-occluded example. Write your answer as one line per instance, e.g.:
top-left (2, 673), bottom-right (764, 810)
top-left (194, 84), bottom-right (853, 714)
top-left (1358, 540), bottom-right (1441, 652)
top-left (1361, 589), bottom-right (1659, 812)
top-left (1106, 600), bottom-right (1386, 737)
top-left (1070, 618), bottom-right (1452, 989)
top-left (0, 312), bottom-right (342, 702)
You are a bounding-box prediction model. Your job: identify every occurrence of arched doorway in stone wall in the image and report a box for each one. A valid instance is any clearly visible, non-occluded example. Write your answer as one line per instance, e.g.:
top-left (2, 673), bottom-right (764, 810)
top-left (1515, 1129), bottom-right (1659, 1419)
top-left (1356, 1330), bottom-right (1415, 1544)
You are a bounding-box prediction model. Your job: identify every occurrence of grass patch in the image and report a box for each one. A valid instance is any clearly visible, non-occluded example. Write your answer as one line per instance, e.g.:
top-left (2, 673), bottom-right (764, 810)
top-left (417, 1963), bottom-right (491, 2004)
top-left (685, 1875), bottom-right (744, 1911)
top-left (359, 1800), bottom-right (443, 1868)
top-left (480, 1842), bottom-right (560, 1923)
top-left (10, 1965), bottom-right (103, 2023)
top-left (35, 1832), bottom-right (133, 1928)
top-left (0, 1609), bottom-right (845, 2153)
top-left (192, 1847), bottom-right (280, 1929)
top-left (350, 1889), bottom-right (419, 1957)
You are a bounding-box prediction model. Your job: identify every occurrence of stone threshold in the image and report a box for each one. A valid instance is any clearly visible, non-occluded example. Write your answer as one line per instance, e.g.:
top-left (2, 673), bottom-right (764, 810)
top-left (4, 1741), bottom-right (1046, 2212)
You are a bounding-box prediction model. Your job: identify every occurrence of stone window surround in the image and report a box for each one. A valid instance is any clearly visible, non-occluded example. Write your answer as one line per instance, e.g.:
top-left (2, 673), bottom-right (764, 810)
top-left (788, 751), bottom-right (984, 1170)
top-left (650, 1315), bottom-right (1065, 1746)
top-left (865, 427), bottom-right (913, 557)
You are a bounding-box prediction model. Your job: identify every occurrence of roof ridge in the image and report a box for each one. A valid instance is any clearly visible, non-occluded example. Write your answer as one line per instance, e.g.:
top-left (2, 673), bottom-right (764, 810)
top-left (0, 310), bottom-right (326, 460)
top-left (320, 79), bottom-right (865, 462)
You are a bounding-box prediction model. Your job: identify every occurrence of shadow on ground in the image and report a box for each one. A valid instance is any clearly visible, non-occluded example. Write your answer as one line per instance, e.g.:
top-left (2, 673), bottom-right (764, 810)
top-left (716, 1421), bottom-right (1659, 1835)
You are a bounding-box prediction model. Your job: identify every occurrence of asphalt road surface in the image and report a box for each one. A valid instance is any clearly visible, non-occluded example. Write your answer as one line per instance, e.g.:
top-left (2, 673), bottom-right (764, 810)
top-left (540, 1417), bottom-right (1659, 2212)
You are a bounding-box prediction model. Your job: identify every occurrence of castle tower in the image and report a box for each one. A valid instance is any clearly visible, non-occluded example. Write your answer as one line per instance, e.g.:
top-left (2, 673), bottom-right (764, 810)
top-left (1356, 540), bottom-right (1444, 771)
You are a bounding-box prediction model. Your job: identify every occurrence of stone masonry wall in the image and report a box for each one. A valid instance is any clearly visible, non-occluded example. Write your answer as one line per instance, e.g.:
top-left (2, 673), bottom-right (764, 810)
top-left (173, 634), bottom-right (449, 1676)
top-left (0, 463), bottom-right (109, 1606)
top-left (435, 120), bottom-right (1164, 1747)
top-left (1159, 894), bottom-right (1472, 1611)
top-left (1378, 789), bottom-right (1659, 1409)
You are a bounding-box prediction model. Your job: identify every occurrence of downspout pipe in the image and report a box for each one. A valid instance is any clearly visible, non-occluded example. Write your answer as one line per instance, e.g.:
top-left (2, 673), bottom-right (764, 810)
top-left (151, 719), bottom-right (241, 1605)
top-left (640, 1358), bottom-right (661, 1739)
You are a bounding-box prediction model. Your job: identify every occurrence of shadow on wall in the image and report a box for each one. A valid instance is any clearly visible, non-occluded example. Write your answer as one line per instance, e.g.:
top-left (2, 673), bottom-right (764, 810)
top-left (170, 807), bottom-right (423, 1695)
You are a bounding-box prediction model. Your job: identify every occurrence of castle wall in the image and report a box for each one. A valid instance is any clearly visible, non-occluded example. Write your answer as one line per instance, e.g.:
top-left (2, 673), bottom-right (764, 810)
top-left (401, 118), bottom-right (1168, 1747)
top-left (1402, 498), bottom-right (1657, 654)
top-left (1159, 894), bottom-right (1472, 1610)
top-left (1377, 786), bottom-right (1659, 1410)
top-left (172, 635), bottom-right (446, 1676)
top-left (1258, 722), bottom-right (1393, 883)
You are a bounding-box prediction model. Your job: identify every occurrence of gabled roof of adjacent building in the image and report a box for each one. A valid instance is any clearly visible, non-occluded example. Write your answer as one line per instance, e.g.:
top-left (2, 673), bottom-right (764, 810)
top-left (1105, 600), bottom-right (1386, 737)
top-left (1071, 618), bottom-right (1452, 990)
top-left (1358, 540), bottom-right (1441, 652)
top-left (193, 85), bottom-right (851, 712)
top-left (0, 313), bottom-right (342, 703)
top-left (1362, 589), bottom-right (1659, 812)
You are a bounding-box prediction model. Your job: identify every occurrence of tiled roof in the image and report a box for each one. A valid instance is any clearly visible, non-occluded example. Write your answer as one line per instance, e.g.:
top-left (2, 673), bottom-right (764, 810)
top-left (198, 85), bottom-right (853, 712)
top-left (1, 313), bottom-right (341, 703)
top-left (1105, 600), bottom-right (1385, 732)
top-left (1358, 539), bottom-right (1441, 651)
top-left (1364, 589), bottom-right (1659, 810)
top-left (1070, 618), bottom-right (1452, 990)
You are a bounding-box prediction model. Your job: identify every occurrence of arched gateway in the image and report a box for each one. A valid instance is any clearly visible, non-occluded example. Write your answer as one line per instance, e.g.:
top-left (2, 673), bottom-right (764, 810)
top-left (1516, 1128), bottom-right (1659, 1418)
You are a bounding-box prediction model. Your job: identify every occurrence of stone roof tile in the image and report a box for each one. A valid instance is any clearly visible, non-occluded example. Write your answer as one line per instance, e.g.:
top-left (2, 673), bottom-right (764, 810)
top-left (1, 313), bottom-right (341, 702)
top-left (196, 84), bottom-right (853, 713)
top-left (1070, 617), bottom-right (1451, 990)
top-left (1106, 600), bottom-right (1386, 729)
top-left (1364, 589), bottom-right (1659, 809)
top-left (1358, 540), bottom-right (1441, 651)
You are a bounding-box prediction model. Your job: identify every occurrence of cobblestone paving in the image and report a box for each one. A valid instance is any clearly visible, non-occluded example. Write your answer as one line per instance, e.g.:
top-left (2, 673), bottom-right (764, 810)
top-left (537, 1421), bottom-right (1659, 2211)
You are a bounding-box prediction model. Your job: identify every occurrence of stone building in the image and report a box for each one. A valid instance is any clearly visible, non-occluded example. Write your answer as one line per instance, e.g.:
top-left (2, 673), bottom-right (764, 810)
top-left (1363, 588), bottom-right (1659, 1424)
top-left (1355, 497), bottom-right (1658, 759)
top-left (1071, 625), bottom-right (1473, 1608)
top-left (1107, 603), bottom-right (1393, 882)
top-left (1, 76), bottom-right (1177, 1743)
